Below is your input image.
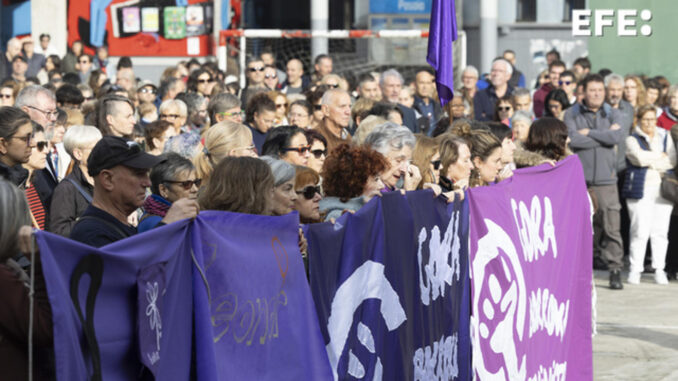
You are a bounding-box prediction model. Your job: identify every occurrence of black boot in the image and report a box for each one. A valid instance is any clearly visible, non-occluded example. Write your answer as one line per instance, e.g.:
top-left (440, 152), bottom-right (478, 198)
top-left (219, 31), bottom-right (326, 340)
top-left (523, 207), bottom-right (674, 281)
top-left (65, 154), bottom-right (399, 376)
top-left (609, 270), bottom-right (623, 290)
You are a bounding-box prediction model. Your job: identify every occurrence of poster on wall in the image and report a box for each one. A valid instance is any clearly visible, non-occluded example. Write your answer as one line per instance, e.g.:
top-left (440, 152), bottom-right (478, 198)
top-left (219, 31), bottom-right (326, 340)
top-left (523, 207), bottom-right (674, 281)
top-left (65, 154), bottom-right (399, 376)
top-left (141, 7), bottom-right (160, 33)
top-left (164, 6), bottom-right (186, 39)
top-left (185, 5), bottom-right (206, 36)
top-left (122, 7), bottom-right (141, 33)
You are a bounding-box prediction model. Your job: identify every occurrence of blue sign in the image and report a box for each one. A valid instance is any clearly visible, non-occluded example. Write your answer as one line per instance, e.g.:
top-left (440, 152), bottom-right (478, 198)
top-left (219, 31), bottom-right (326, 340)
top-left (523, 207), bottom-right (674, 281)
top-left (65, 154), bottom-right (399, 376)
top-left (369, 0), bottom-right (432, 14)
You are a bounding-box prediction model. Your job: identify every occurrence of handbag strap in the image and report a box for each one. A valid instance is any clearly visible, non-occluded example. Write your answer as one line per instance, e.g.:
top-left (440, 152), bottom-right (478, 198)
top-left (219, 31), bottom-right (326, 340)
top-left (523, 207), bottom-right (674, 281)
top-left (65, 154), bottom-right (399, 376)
top-left (66, 177), bottom-right (93, 203)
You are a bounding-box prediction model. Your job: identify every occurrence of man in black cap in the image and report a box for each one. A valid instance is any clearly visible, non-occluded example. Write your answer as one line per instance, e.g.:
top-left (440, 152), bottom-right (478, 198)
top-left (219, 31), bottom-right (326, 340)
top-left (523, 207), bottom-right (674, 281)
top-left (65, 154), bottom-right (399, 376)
top-left (70, 136), bottom-right (199, 247)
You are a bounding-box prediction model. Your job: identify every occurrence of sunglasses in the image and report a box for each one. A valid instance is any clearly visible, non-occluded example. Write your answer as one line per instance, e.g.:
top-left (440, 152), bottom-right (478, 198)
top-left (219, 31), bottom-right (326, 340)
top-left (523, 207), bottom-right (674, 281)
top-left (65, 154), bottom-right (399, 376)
top-left (431, 159), bottom-right (441, 170)
top-left (281, 145), bottom-right (310, 154)
top-left (296, 185), bottom-right (321, 200)
top-left (559, 80), bottom-right (572, 86)
top-left (265, 74), bottom-right (278, 79)
top-left (311, 149), bottom-right (326, 159)
top-left (36, 141), bottom-right (49, 151)
top-left (497, 106), bottom-right (512, 111)
top-left (197, 78), bottom-right (213, 84)
top-left (164, 179), bottom-right (202, 190)
top-left (248, 67), bottom-right (265, 72)
top-left (313, 105), bottom-right (323, 111)
top-left (275, 103), bottom-right (287, 109)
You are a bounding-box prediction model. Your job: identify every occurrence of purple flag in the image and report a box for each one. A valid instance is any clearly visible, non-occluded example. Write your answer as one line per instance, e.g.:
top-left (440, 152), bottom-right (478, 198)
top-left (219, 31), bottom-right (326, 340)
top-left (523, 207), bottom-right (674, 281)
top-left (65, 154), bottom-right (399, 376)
top-left (427, 0), bottom-right (458, 106)
top-left (468, 156), bottom-right (593, 380)
top-left (36, 221), bottom-right (194, 381)
top-left (190, 211), bottom-right (332, 380)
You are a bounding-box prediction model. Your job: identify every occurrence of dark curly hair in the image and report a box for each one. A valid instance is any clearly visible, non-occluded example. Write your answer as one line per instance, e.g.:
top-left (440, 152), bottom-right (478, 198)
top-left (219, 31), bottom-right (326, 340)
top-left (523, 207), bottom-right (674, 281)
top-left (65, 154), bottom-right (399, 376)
top-left (321, 144), bottom-right (389, 202)
top-left (524, 117), bottom-right (569, 161)
top-left (244, 92), bottom-right (276, 124)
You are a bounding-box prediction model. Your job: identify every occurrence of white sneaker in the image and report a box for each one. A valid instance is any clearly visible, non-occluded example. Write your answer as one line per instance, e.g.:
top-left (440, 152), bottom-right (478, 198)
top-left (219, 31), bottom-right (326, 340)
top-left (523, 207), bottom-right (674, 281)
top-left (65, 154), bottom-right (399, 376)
top-left (627, 272), bottom-right (641, 285)
top-left (655, 271), bottom-right (669, 285)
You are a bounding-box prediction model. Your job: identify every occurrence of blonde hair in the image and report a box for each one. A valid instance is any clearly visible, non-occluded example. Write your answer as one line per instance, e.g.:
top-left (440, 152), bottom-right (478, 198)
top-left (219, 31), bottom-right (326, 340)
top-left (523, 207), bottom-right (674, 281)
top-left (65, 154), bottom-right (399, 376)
top-left (412, 134), bottom-right (439, 187)
top-left (194, 121), bottom-right (253, 183)
top-left (352, 115), bottom-right (387, 144)
top-left (624, 75), bottom-right (647, 107)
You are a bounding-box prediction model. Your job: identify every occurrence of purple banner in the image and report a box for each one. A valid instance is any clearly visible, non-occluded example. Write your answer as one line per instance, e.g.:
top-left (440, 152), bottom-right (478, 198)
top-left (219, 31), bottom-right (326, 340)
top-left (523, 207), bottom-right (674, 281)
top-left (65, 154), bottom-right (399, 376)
top-left (468, 156), bottom-right (593, 380)
top-left (190, 211), bottom-right (332, 381)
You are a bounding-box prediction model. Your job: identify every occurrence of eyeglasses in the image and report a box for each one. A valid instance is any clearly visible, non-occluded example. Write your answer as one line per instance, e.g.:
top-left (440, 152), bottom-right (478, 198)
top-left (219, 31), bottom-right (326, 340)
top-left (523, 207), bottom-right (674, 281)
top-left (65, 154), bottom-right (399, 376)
top-left (0, 93), bottom-right (12, 99)
top-left (138, 87), bottom-right (156, 94)
top-left (275, 103), bottom-right (287, 109)
top-left (164, 179), bottom-right (202, 190)
top-left (160, 114), bottom-right (183, 120)
top-left (327, 83), bottom-right (339, 88)
top-left (310, 149), bottom-right (326, 159)
top-left (36, 141), bottom-right (49, 151)
top-left (265, 74), bottom-right (278, 79)
top-left (497, 106), bottom-right (512, 112)
top-left (313, 105), bottom-right (323, 111)
top-left (296, 185), bottom-right (321, 200)
top-left (217, 110), bottom-right (245, 118)
top-left (431, 159), bottom-right (441, 170)
top-left (248, 67), bottom-right (265, 72)
top-left (51, 77), bottom-right (63, 84)
top-left (197, 78), bottom-right (213, 84)
top-left (25, 105), bottom-right (58, 119)
top-left (640, 117), bottom-right (657, 123)
top-left (11, 134), bottom-right (33, 144)
top-left (281, 145), bottom-right (310, 154)
top-left (559, 80), bottom-right (572, 86)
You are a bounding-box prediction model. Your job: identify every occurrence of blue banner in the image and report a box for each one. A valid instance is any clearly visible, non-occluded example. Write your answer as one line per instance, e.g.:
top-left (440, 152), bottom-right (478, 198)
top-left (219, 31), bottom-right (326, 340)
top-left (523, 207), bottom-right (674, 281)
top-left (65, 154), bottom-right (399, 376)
top-left (369, 0), bottom-right (432, 14)
top-left (305, 191), bottom-right (471, 381)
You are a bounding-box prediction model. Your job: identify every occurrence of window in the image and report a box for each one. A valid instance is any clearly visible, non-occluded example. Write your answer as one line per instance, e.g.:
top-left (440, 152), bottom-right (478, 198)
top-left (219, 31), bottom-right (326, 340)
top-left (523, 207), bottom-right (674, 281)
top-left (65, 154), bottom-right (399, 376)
top-left (563, 0), bottom-right (587, 22)
top-left (516, 0), bottom-right (537, 22)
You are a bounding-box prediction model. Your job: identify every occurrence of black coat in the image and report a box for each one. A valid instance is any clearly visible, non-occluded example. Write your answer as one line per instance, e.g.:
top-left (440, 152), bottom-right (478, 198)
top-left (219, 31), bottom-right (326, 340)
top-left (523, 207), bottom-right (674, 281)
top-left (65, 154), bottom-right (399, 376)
top-left (48, 166), bottom-right (93, 237)
top-left (0, 161), bottom-right (28, 188)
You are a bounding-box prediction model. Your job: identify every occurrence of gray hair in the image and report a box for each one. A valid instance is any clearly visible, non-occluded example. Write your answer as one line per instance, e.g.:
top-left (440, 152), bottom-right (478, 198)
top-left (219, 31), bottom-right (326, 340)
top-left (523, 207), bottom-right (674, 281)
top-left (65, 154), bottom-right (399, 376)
top-left (159, 99), bottom-right (187, 117)
top-left (0, 178), bottom-right (31, 260)
top-left (15, 85), bottom-right (56, 109)
top-left (462, 66), bottom-right (479, 78)
top-left (380, 69), bottom-right (404, 88)
top-left (63, 125), bottom-right (102, 159)
top-left (512, 87), bottom-right (531, 98)
top-left (260, 156), bottom-right (295, 186)
top-left (668, 84), bottom-right (678, 98)
top-left (208, 93), bottom-right (241, 124)
top-left (511, 110), bottom-right (532, 125)
top-left (493, 58), bottom-right (513, 77)
top-left (604, 73), bottom-right (624, 87)
top-left (149, 152), bottom-right (196, 195)
top-left (98, 94), bottom-right (134, 135)
top-left (320, 88), bottom-right (348, 106)
top-left (363, 122), bottom-right (416, 156)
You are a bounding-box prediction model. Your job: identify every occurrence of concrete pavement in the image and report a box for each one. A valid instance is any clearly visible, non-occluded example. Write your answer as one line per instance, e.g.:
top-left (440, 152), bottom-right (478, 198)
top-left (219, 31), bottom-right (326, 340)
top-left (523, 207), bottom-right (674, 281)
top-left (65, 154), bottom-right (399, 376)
top-left (593, 270), bottom-right (678, 381)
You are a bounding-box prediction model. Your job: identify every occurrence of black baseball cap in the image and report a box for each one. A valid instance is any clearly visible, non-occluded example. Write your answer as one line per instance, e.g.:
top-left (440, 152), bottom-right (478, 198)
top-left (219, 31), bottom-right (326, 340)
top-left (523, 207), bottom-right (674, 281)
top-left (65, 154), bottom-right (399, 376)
top-left (88, 136), bottom-right (165, 176)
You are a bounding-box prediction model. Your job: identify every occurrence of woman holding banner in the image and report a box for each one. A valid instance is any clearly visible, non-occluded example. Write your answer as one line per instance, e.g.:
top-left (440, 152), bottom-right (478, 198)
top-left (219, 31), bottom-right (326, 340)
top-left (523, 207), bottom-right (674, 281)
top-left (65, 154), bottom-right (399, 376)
top-left (460, 129), bottom-right (504, 188)
top-left (438, 134), bottom-right (472, 192)
top-left (624, 105), bottom-right (676, 285)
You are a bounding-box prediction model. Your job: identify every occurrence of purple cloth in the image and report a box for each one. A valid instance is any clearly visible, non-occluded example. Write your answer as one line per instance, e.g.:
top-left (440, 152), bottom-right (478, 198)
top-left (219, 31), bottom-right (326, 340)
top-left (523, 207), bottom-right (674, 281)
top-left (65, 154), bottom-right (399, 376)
top-left (468, 156), bottom-right (593, 380)
top-left (190, 211), bottom-right (332, 380)
top-left (427, 0), bottom-right (458, 106)
top-left (36, 221), bottom-right (194, 380)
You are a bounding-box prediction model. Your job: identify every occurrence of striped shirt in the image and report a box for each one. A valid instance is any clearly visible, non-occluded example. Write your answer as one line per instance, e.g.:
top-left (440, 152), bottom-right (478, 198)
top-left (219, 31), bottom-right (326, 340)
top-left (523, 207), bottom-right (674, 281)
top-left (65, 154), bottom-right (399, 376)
top-left (25, 184), bottom-right (46, 230)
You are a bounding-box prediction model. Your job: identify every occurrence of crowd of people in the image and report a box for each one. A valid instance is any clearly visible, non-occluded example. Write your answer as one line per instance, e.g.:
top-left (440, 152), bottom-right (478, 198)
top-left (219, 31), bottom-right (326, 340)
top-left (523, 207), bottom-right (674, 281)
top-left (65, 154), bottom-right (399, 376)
top-left (2, 34), bottom-right (678, 378)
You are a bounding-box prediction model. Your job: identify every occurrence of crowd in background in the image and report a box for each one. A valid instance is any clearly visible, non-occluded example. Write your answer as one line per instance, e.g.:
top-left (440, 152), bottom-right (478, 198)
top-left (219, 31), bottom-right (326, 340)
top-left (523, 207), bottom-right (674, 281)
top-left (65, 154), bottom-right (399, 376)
top-left (2, 33), bottom-right (678, 378)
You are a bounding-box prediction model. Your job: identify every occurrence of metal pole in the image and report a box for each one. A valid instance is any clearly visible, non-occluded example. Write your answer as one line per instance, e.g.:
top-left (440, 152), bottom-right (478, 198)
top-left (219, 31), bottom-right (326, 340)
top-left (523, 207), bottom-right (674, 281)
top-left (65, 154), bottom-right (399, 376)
top-left (479, 0), bottom-right (498, 76)
top-left (239, 35), bottom-right (247, 88)
top-left (310, 0), bottom-right (329, 60)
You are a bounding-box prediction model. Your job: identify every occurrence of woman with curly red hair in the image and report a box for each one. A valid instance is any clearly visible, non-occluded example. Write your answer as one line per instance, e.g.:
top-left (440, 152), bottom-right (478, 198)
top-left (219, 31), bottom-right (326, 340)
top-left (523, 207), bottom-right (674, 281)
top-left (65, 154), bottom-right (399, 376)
top-left (319, 144), bottom-right (389, 221)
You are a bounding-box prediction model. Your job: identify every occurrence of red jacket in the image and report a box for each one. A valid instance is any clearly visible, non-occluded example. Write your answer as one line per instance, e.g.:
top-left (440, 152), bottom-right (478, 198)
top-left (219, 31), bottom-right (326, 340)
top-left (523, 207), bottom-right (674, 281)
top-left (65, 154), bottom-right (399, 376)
top-left (657, 108), bottom-right (678, 130)
top-left (533, 83), bottom-right (554, 118)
